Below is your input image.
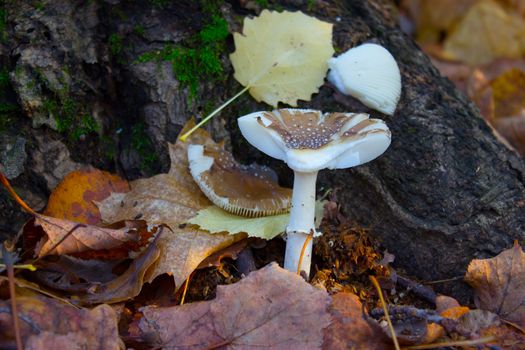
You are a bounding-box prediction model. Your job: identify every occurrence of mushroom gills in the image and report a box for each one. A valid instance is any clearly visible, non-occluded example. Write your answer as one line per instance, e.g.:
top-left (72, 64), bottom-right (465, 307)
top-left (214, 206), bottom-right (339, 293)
top-left (188, 144), bottom-right (292, 218)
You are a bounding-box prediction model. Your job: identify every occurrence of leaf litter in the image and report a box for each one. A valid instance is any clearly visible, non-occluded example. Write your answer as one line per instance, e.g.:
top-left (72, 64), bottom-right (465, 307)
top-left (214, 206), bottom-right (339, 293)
top-left (1, 6), bottom-right (525, 350)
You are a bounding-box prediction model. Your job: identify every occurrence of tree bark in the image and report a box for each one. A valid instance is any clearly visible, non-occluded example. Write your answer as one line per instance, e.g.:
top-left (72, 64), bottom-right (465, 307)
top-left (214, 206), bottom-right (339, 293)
top-left (2, 0), bottom-right (524, 300)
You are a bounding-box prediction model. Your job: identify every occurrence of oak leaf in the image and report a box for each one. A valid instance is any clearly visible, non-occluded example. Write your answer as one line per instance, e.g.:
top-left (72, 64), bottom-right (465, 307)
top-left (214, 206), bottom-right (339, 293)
top-left (465, 241), bottom-right (525, 328)
top-left (230, 10), bottom-right (334, 107)
top-left (97, 123), bottom-right (245, 289)
top-left (30, 216), bottom-right (156, 259)
top-left (136, 263), bottom-right (331, 349)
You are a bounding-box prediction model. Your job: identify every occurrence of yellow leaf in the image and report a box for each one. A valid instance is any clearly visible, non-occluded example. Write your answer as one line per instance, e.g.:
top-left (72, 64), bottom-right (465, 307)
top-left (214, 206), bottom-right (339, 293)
top-left (443, 0), bottom-right (525, 65)
top-left (230, 10), bottom-right (334, 107)
top-left (188, 201), bottom-right (326, 240)
top-left (188, 206), bottom-right (289, 239)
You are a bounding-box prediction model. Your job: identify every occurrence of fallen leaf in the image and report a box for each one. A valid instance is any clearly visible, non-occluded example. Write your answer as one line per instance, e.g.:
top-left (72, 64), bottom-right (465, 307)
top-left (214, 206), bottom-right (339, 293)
top-left (323, 292), bottom-right (392, 350)
top-left (74, 228), bottom-right (162, 304)
top-left (0, 296), bottom-right (121, 350)
top-left (97, 123), bottom-right (245, 289)
top-left (189, 200), bottom-right (325, 239)
top-left (230, 10), bottom-right (334, 107)
top-left (44, 167), bottom-right (130, 225)
top-left (197, 239), bottom-right (248, 269)
top-left (465, 241), bottom-right (525, 328)
top-left (443, 0), bottom-right (525, 65)
top-left (30, 216), bottom-right (156, 259)
top-left (188, 205), bottom-right (289, 239)
top-left (136, 262), bottom-right (331, 349)
top-left (456, 309), bottom-right (501, 336)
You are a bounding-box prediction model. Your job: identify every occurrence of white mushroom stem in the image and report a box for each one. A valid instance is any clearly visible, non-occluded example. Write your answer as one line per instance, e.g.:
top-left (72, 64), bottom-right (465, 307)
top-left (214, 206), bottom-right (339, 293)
top-left (284, 170), bottom-right (318, 276)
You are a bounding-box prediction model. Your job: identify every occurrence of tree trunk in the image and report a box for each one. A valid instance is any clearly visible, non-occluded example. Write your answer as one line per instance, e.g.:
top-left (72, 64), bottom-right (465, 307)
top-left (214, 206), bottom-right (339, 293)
top-left (2, 0), bottom-right (524, 300)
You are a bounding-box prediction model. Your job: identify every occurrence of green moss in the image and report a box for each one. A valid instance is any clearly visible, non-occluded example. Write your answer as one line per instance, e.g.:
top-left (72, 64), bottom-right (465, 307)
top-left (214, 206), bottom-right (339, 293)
top-left (39, 79), bottom-right (99, 141)
top-left (306, 0), bottom-right (315, 11)
top-left (136, 8), bottom-right (229, 101)
top-left (33, 2), bottom-right (45, 11)
top-left (255, 0), bottom-right (269, 7)
top-left (0, 0), bottom-right (7, 42)
top-left (108, 33), bottom-right (123, 56)
top-left (0, 67), bottom-right (9, 89)
top-left (133, 25), bottom-right (145, 37)
top-left (131, 122), bottom-right (158, 172)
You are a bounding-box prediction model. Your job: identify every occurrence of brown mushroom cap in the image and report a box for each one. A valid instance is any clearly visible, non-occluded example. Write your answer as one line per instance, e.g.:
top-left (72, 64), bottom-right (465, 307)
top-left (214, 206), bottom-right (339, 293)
top-left (188, 143), bottom-right (292, 218)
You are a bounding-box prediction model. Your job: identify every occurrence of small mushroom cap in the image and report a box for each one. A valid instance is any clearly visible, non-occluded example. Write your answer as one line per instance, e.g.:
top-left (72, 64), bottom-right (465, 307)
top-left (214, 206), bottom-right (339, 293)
top-left (327, 43), bottom-right (401, 115)
top-left (238, 109), bottom-right (391, 172)
top-left (188, 144), bottom-right (292, 218)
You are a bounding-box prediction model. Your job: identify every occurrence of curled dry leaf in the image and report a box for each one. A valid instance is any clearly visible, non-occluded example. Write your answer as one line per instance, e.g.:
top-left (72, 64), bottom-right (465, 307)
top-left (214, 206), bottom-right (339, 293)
top-left (465, 241), bottom-right (525, 328)
top-left (43, 167), bottom-right (130, 225)
top-left (0, 296), bottom-right (121, 350)
top-left (136, 263), bottom-right (331, 349)
top-left (74, 229), bottom-right (162, 305)
top-left (30, 216), bottom-right (156, 259)
top-left (97, 122), bottom-right (245, 289)
top-left (323, 292), bottom-right (392, 350)
top-left (230, 10), bottom-right (334, 107)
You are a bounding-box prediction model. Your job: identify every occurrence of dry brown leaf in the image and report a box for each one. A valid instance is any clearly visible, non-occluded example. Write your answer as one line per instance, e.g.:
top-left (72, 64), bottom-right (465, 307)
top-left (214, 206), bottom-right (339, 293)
top-left (97, 124), bottom-right (245, 289)
top-left (323, 292), bottom-right (392, 350)
top-left (443, 0), bottom-right (525, 65)
top-left (30, 216), bottom-right (156, 259)
top-left (136, 262), bottom-right (331, 349)
top-left (465, 241), bottom-right (525, 328)
top-left (44, 167), bottom-right (130, 225)
top-left (73, 230), bottom-right (161, 304)
top-left (197, 239), bottom-right (248, 269)
top-left (0, 296), bottom-right (121, 349)
top-left (230, 10), bottom-right (334, 107)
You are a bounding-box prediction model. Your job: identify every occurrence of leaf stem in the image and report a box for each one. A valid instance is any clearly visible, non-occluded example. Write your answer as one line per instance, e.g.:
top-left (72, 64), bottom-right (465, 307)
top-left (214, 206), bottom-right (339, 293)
top-left (179, 85), bottom-right (250, 142)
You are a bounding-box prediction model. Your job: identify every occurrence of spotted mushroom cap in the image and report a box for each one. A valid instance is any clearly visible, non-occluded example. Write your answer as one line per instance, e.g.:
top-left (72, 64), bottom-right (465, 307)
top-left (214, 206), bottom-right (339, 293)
top-left (238, 109), bottom-right (391, 172)
top-left (188, 144), bottom-right (292, 218)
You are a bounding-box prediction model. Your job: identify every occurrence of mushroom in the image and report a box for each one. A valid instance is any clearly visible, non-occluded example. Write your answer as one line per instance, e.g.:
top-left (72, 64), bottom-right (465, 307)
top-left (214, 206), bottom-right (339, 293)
top-left (327, 43), bottom-right (401, 115)
top-left (238, 108), bottom-right (391, 276)
top-left (188, 143), bottom-right (292, 217)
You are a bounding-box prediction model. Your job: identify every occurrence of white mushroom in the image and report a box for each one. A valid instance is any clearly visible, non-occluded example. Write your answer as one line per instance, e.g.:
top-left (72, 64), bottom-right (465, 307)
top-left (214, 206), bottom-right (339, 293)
top-left (328, 43), bottom-right (401, 115)
top-left (238, 108), bottom-right (391, 276)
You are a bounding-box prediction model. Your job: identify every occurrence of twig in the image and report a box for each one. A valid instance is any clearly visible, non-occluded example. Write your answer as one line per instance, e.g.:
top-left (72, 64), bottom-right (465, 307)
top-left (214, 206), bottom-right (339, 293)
top-left (180, 276), bottom-right (191, 306)
top-left (422, 276), bottom-right (463, 285)
top-left (2, 244), bottom-right (23, 350)
top-left (297, 231), bottom-right (314, 275)
top-left (404, 336), bottom-right (495, 349)
top-left (370, 275), bottom-right (400, 350)
top-left (0, 173), bottom-right (37, 215)
top-left (396, 275), bottom-right (437, 305)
